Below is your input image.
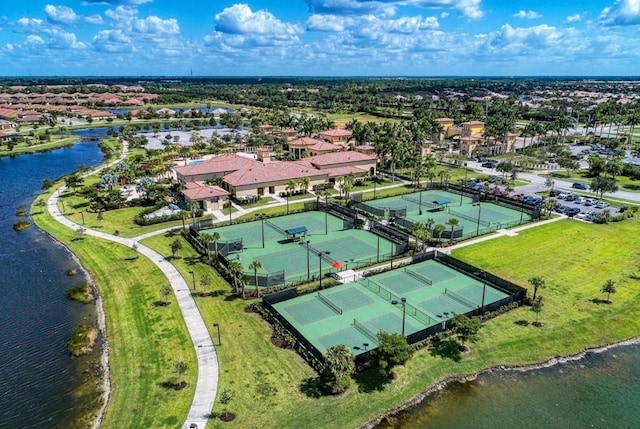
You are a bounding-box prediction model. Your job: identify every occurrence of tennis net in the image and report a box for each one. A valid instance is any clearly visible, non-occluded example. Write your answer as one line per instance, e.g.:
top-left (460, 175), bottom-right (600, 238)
top-left (317, 292), bottom-right (342, 315)
top-left (353, 319), bottom-right (378, 344)
top-left (404, 268), bottom-right (433, 285)
top-left (444, 288), bottom-right (478, 309)
top-left (265, 219), bottom-right (288, 237)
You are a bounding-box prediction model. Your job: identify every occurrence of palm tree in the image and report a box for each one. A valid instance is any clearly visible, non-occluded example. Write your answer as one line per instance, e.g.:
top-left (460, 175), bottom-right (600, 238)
top-left (445, 218), bottom-right (460, 245)
top-left (601, 279), bottom-right (617, 303)
top-left (248, 260), bottom-right (263, 297)
top-left (285, 179), bottom-right (297, 214)
top-left (299, 176), bottom-right (311, 194)
top-left (228, 260), bottom-right (244, 296)
top-left (528, 276), bottom-right (546, 301)
top-left (433, 223), bottom-right (446, 245)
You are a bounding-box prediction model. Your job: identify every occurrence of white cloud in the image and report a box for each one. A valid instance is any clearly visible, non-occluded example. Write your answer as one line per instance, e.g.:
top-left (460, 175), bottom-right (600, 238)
top-left (44, 28), bottom-right (86, 49)
top-left (82, 0), bottom-right (151, 5)
top-left (93, 29), bottom-right (135, 52)
top-left (85, 14), bottom-right (104, 25)
top-left (305, 0), bottom-right (483, 20)
top-left (601, 0), bottom-right (640, 25)
top-left (44, 5), bottom-right (78, 25)
top-left (307, 13), bottom-right (438, 34)
top-left (306, 14), bottom-right (349, 32)
top-left (513, 10), bottom-right (542, 19)
top-left (13, 17), bottom-right (45, 33)
top-left (215, 4), bottom-right (302, 36)
top-left (565, 14), bottom-right (582, 23)
top-left (133, 16), bottom-right (180, 35)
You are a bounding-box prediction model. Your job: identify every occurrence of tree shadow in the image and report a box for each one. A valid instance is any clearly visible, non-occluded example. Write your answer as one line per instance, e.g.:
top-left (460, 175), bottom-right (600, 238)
top-left (184, 255), bottom-right (200, 266)
top-left (429, 339), bottom-right (462, 362)
top-left (299, 377), bottom-right (323, 398)
top-left (590, 298), bottom-right (611, 304)
top-left (164, 229), bottom-right (180, 238)
top-left (224, 294), bottom-right (241, 302)
top-left (514, 319), bottom-right (530, 327)
top-left (354, 367), bottom-right (391, 393)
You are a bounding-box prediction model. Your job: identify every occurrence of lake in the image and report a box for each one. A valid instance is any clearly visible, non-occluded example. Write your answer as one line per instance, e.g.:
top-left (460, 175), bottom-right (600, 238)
top-left (0, 141), bottom-right (104, 428)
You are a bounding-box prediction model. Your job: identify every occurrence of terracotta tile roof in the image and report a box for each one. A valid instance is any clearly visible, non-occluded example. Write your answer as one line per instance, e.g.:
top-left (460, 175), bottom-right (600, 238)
top-left (462, 120), bottom-right (485, 126)
top-left (323, 165), bottom-right (368, 178)
top-left (182, 184), bottom-right (229, 200)
top-left (174, 153), bottom-right (257, 177)
top-left (319, 128), bottom-right (353, 137)
top-left (288, 137), bottom-right (326, 147)
top-left (223, 160), bottom-right (327, 187)
top-left (354, 144), bottom-right (375, 150)
top-left (305, 151), bottom-right (377, 167)
top-left (308, 141), bottom-right (340, 152)
top-left (437, 118), bottom-right (455, 122)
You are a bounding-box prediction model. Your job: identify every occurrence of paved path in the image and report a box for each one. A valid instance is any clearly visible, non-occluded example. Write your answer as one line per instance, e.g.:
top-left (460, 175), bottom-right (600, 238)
top-left (47, 145), bottom-right (217, 429)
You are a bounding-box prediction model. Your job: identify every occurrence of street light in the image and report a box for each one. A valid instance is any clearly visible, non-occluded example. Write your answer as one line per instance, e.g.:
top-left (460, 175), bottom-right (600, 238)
top-left (256, 214), bottom-right (265, 248)
top-left (391, 297), bottom-right (407, 337)
top-left (213, 323), bottom-right (221, 346)
top-left (418, 189), bottom-right (423, 215)
top-left (318, 251), bottom-right (331, 289)
top-left (473, 202), bottom-right (482, 236)
top-left (305, 240), bottom-right (311, 281)
top-left (188, 270), bottom-right (196, 290)
top-left (460, 165), bottom-right (468, 206)
top-left (474, 271), bottom-right (487, 314)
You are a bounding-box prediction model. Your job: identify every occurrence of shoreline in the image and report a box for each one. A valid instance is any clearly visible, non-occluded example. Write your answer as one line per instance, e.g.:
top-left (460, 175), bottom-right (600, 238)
top-left (42, 232), bottom-right (112, 429)
top-left (361, 336), bottom-right (640, 429)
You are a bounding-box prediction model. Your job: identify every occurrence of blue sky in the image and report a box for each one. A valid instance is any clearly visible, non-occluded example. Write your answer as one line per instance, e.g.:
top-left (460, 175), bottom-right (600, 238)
top-left (1, 0), bottom-right (640, 76)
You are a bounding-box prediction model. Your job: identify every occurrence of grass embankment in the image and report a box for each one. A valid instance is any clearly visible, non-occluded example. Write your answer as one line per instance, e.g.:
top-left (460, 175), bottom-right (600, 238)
top-left (33, 195), bottom-right (197, 429)
top-left (0, 136), bottom-right (78, 157)
top-left (146, 218), bottom-right (640, 429)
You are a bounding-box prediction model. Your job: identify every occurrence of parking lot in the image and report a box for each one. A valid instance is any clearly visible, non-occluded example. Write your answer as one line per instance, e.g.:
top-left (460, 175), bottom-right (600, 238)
top-left (547, 189), bottom-right (622, 221)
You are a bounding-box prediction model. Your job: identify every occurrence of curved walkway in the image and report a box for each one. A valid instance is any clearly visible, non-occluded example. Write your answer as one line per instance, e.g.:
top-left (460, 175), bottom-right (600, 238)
top-left (47, 153), bottom-right (217, 429)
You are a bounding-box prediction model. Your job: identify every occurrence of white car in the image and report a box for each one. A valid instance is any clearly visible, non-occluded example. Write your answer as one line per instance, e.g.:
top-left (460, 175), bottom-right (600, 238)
top-left (595, 201), bottom-right (610, 209)
top-left (557, 193), bottom-right (569, 199)
top-left (574, 212), bottom-right (590, 220)
top-left (574, 196), bottom-right (586, 204)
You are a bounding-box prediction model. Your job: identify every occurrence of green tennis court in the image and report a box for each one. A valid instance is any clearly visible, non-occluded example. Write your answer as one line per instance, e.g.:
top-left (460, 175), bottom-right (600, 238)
top-left (269, 258), bottom-right (514, 356)
top-left (200, 211), bottom-right (400, 286)
top-left (365, 190), bottom-right (531, 238)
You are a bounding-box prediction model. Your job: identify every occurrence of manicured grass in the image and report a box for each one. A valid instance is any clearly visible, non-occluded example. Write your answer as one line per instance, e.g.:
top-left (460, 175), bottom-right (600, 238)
top-left (0, 136), bottom-right (78, 156)
top-left (134, 217), bottom-right (635, 429)
top-left (33, 195), bottom-right (197, 429)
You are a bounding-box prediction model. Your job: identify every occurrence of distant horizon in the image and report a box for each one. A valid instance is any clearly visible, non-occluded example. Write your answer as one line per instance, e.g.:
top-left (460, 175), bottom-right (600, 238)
top-left (3, 1), bottom-right (640, 76)
top-left (2, 75), bottom-right (640, 80)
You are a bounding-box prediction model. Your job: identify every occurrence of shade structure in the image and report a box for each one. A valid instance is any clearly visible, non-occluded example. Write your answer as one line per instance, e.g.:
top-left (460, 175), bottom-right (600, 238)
top-left (332, 261), bottom-right (344, 269)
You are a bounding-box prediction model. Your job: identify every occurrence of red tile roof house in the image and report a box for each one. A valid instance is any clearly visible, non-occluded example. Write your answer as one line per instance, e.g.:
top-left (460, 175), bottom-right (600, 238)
top-left (318, 128), bottom-right (353, 148)
top-left (182, 182), bottom-right (230, 211)
top-left (287, 137), bottom-right (340, 158)
top-left (174, 152), bottom-right (377, 199)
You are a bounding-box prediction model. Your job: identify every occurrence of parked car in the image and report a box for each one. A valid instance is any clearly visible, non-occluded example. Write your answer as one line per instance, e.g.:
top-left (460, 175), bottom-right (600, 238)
top-left (554, 205), bottom-right (568, 214)
top-left (572, 182), bottom-right (589, 190)
top-left (565, 194), bottom-right (577, 202)
top-left (595, 201), bottom-right (610, 209)
top-left (549, 189), bottom-right (561, 197)
top-left (557, 193), bottom-right (569, 199)
top-left (575, 212), bottom-right (590, 220)
top-left (584, 198), bottom-right (597, 206)
top-left (481, 161), bottom-right (497, 168)
top-left (565, 207), bottom-right (581, 217)
top-left (574, 196), bottom-right (586, 204)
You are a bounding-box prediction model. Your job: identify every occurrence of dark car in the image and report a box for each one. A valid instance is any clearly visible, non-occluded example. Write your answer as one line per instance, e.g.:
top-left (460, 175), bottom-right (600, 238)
top-left (482, 161), bottom-right (497, 168)
top-left (572, 182), bottom-right (588, 190)
top-left (549, 189), bottom-right (561, 197)
top-left (565, 207), bottom-right (581, 217)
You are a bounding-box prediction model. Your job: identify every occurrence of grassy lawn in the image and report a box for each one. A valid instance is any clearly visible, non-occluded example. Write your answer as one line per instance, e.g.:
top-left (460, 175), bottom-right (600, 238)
top-left (32, 193), bottom-right (197, 429)
top-left (0, 136), bottom-right (78, 156)
top-left (131, 217), bottom-right (640, 429)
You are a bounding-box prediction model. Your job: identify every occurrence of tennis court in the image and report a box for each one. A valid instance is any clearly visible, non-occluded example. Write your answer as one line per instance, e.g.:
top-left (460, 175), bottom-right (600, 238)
top-left (268, 257), bottom-right (515, 357)
top-left (364, 190), bottom-right (531, 238)
top-left (200, 211), bottom-right (400, 286)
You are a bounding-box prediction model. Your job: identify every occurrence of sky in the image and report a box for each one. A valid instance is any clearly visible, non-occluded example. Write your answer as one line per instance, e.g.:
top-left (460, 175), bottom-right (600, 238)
top-left (1, 0), bottom-right (640, 76)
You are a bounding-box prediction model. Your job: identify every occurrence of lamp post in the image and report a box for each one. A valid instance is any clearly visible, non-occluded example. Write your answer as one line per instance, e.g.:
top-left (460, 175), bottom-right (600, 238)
top-left (376, 231), bottom-right (380, 263)
top-left (324, 195), bottom-right (328, 235)
top-left (373, 180), bottom-right (377, 199)
top-left (418, 189), bottom-right (423, 215)
top-left (474, 271), bottom-right (487, 314)
top-left (391, 297), bottom-right (407, 337)
top-left (390, 241), bottom-right (394, 269)
top-left (473, 202), bottom-right (482, 236)
top-left (213, 323), bottom-right (221, 346)
top-left (460, 165), bottom-right (468, 206)
top-left (305, 240), bottom-right (311, 281)
top-left (256, 214), bottom-right (265, 248)
top-left (188, 270), bottom-right (196, 290)
top-left (80, 210), bottom-right (85, 225)
top-left (318, 251), bottom-right (331, 289)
